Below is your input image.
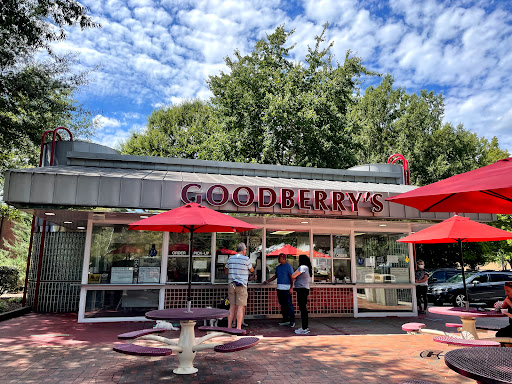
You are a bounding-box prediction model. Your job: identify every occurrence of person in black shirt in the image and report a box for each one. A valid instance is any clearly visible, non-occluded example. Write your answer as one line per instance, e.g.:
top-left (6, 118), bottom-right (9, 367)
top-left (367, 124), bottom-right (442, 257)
top-left (415, 260), bottom-right (429, 314)
top-left (496, 281), bottom-right (512, 338)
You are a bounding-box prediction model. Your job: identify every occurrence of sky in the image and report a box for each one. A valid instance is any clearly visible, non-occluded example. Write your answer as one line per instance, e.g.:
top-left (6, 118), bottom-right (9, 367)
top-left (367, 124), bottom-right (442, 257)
top-left (53, 0), bottom-right (512, 154)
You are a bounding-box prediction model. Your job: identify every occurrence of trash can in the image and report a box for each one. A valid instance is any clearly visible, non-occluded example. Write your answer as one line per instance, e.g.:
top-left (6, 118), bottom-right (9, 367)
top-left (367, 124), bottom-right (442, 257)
top-left (364, 274), bottom-right (377, 302)
top-left (374, 274), bottom-right (398, 306)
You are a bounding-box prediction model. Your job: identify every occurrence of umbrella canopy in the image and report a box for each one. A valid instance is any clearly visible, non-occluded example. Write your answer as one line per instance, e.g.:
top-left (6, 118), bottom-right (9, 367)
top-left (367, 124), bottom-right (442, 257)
top-left (129, 203), bottom-right (259, 311)
top-left (266, 244), bottom-right (328, 257)
top-left (387, 157), bottom-right (512, 213)
top-left (217, 248), bottom-right (237, 255)
top-left (398, 215), bottom-right (512, 308)
top-left (129, 203), bottom-right (259, 232)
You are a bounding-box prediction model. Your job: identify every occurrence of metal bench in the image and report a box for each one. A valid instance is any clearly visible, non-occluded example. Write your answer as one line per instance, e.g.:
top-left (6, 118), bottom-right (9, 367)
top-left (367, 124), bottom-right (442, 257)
top-left (213, 337), bottom-right (260, 353)
top-left (113, 343), bottom-right (174, 356)
top-left (197, 326), bottom-right (246, 335)
top-left (402, 322), bottom-right (426, 334)
top-left (432, 335), bottom-right (500, 347)
top-left (117, 328), bottom-right (167, 340)
top-left (445, 323), bottom-right (462, 329)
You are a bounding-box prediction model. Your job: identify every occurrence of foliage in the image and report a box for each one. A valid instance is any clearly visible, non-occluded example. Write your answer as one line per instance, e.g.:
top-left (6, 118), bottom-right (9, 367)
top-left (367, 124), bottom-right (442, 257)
top-left (0, 208), bottom-right (31, 288)
top-left (481, 214), bottom-right (512, 270)
top-left (0, 266), bottom-right (19, 296)
top-left (1, 0), bottom-right (99, 178)
top-left (120, 99), bottom-right (215, 158)
top-left (416, 242), bottom-right (491, 270)
top-left (350, 75), bottom-right (509, 186)
top-left (207, 24), bottom-right (374, 168)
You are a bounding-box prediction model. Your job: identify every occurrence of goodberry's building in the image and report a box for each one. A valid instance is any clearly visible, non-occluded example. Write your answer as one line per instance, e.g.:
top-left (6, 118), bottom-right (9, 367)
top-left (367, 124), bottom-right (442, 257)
top-left (3, 139), bottom-right (494, 322)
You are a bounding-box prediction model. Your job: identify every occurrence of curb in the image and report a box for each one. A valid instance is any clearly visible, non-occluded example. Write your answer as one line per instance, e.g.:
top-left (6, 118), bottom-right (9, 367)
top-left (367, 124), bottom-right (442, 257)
top-left (0, 306), bottom-right (32, 322)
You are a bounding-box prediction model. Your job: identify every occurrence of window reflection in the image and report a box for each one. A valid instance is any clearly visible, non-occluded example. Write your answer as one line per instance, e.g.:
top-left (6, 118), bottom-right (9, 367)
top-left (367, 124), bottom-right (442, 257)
top-left (355, 233), bottom-right (409, 284)
top-left (89, 225), bottom-right (162, 284)
top-left (356, 288), bottom-right (413, 312)
top-left (266, 230), bottom-right (309, 277)
top-left (215, 230), bottom-right (262, 283)
top-left (167, 233), bottom-right (211, 283)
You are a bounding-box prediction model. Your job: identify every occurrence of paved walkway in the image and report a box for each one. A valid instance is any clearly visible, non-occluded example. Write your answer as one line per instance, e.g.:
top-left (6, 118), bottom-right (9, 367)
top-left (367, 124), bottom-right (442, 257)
top-left (0, 311), bottom-right (509, 383)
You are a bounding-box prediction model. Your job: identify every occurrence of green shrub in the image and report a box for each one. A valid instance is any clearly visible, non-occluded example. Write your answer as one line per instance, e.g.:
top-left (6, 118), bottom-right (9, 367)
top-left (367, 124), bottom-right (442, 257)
top-left (8, 297), bottom-right (22, 304)
top-left (0, 266), bottom-right (19, 296)
top-left (0, 300), bottom-right (7, 313)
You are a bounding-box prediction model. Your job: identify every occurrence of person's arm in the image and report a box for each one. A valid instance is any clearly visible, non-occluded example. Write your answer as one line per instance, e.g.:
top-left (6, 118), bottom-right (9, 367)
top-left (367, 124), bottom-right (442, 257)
top-left (503, 297), bottom-right (512, 308)
top-left (290, 269), bottom-right (301, 293)
top-left (264, 274), bottom-right (277, 284)
top-left (416, 272), bottom-right (428, 284)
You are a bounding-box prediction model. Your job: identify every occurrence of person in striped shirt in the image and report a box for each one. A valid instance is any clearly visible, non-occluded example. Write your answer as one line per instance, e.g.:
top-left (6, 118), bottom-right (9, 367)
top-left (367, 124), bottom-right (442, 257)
top-left (225, 243), bottom-right (254, 329)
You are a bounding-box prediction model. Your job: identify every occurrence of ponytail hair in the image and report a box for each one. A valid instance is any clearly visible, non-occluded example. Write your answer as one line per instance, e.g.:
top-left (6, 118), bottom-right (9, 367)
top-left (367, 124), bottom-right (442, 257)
top-left (298, 254), bottom-right (312, 275)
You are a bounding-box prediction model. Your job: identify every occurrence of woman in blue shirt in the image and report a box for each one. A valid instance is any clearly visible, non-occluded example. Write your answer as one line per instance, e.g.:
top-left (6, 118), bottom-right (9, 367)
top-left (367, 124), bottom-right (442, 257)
top-left (291, 254), bottom-right (312, 335)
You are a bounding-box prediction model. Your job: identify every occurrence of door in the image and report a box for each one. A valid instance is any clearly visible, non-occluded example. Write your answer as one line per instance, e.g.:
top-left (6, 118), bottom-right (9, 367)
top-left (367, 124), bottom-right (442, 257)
top-left (467, 273), bottom-right (491, 302)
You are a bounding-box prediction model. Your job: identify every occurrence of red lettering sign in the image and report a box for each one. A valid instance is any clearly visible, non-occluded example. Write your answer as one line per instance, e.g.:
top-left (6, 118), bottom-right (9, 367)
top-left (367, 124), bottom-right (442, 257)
top-left (298, 189), bottom-right (311, 210)
top-left (371, 193), bottom-right (384, 213)
top-left (313, 190), bottom-right (329, 210)
top-left (181, 183), bottom-right (202, 204)
top-left (346, 192), bottom-right (363, 212)
top-left (206, 185), bottom-right (229, 206)
top-left (331, 191), bottom-right (346, 211)
top-left (280, 188), bottom-right (295, 209)
top-left (257, 188), bottom-right (277, 208)
top-left (232, 187), bottom-right (255, 207)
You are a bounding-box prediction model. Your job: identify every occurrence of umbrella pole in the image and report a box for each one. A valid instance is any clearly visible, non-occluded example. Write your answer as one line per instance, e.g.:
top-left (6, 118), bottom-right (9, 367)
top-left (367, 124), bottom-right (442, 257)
top-left (187, 226), bottom-right (195, 313)
top-left (458, 239), bottom-right (469, 310)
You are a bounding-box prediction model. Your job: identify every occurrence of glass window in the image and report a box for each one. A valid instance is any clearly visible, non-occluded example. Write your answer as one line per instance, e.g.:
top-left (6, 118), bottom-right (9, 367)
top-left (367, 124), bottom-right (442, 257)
top-left (167, 233), bottom-right (212, 283)
top-left (266, 230), bottom-right (310, 277)
top-left (215, 230), bottom-right (262, 283)
top-left (471, 274), bottom-right (488, 284)
top-left (89, 224), bottom-right (163, 285)
top-left (333, 234), bottom-right (351, 284)
top-left (354, 232), bottom-right (410, 284)
top-left (85, 289), bottom-right (159, 318)
top-left (313, 234), bottom-right (331, 283)
top-left (356, 288), bottom-right (413, 312)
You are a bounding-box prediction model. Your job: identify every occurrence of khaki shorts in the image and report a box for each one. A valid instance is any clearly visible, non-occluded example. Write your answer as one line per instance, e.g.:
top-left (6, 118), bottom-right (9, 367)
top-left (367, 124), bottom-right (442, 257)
top-left (228, 283), bottom-right (248, 307)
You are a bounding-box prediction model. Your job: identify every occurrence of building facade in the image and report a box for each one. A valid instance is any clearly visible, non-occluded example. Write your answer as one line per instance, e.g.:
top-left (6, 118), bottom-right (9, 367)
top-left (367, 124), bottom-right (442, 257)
top-left (3, 141), bottom-right (495, 322)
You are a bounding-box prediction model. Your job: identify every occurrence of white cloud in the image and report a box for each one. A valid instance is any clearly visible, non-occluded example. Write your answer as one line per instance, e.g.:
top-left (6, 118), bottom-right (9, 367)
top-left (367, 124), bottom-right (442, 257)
top-left (93, 115), bottom-right (122, 130)
top-left (54, 0), bottom-right (512, 154)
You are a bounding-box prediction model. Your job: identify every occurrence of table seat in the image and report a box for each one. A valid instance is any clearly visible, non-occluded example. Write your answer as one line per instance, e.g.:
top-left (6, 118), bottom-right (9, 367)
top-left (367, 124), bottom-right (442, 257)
top-left (113, 343), bottom-right (173, 356)
top-left (197, 326), bottom-right (246, 335)
top-left (433, 335), bottom-right (500, 347)
top-left (118, 328), bottom-right (167, 339)
top-left (214, 337), bottom-right (260, 353)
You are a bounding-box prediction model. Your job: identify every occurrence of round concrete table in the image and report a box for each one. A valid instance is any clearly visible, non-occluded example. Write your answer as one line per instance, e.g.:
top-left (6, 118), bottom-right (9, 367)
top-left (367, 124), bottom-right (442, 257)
top-left (429, 306), bottom-right (506, 339)
top-left (445, 347), bottom-right (512, 383)
top-left (145, 308), bottom-right (229, 374)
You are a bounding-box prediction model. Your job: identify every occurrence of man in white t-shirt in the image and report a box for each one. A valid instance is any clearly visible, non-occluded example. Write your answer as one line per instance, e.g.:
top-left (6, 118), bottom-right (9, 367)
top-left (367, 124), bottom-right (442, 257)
top-left (225, 243), bottom-right (254, 329)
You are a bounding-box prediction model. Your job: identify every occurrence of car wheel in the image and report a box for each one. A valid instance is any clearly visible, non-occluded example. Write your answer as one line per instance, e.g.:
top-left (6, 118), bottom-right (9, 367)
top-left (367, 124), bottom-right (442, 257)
top-left (453, 294), bottom-right (466, 307)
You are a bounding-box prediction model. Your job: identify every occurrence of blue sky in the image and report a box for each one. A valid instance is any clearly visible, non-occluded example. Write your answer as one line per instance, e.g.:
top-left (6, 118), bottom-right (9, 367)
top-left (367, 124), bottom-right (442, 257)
top-left (54, 0), bottom-right (512, 155)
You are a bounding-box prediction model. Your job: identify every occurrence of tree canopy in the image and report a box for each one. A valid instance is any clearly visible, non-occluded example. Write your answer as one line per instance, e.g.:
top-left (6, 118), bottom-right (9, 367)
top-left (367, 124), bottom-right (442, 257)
top-left (1, 0), bottom-right (99, 173)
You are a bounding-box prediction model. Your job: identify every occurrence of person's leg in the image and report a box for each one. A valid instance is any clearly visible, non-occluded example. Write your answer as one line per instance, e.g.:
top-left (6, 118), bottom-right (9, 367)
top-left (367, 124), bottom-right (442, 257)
top-left (296, 288), bottom-right (309, 330)
top-left (496, 324), bottom-right (512, 337)
top-left (421, 287), bottom-right (428, 311)
top-left (235, 285), bottom-right (248, 330)
top-left (277, 290), bottom-right (289, 322)
top-left (227, 283), bottom-right (236, 328)
top-left (415, 286), bottom-right (422, 312)
top-left (285, 290), bottom-right (295, 324)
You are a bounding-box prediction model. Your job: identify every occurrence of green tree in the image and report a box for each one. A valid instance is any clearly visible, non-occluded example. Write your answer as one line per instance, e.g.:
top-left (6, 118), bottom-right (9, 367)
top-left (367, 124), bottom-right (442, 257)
top-left (207, 24), bottom-right (374, 168)
top-left (120, 99), bottom-right (218, 159)
top-left (351, 75), bottom-right (509, 186)
top-left (1, 0), bottom-right (99, 167)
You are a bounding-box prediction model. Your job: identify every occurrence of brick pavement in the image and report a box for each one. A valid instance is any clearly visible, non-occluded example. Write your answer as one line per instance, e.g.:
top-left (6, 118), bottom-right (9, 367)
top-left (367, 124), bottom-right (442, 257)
top-left (1, 312), bottom-right (507, 383)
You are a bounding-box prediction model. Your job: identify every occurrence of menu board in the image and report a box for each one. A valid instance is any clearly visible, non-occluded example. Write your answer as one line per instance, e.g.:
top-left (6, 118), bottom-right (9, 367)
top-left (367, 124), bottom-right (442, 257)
top-left (111, 267), bottom-right (134, 284)
top-left (390, 267), bottom-right (410, 283)
top-left (138, 267), bottom-right (160, 283)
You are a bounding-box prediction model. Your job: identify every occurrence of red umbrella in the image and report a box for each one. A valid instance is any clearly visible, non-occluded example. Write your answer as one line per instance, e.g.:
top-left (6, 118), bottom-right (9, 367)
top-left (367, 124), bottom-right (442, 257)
top-left (217, 248), bottom-right (237, 255)
top-left (398, 215), bottom-right (512, 308)
top-left (387, 157), bottom-right (512, 213)
top-left (267, 244), bottom-right (303, 256)
top-left (129, 203), bottom-right (259, 311)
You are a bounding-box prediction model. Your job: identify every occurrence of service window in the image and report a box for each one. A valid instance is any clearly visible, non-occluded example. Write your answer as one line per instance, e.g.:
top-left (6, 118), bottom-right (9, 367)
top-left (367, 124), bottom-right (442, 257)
top-left (167, 233), bottom-right (211, 283)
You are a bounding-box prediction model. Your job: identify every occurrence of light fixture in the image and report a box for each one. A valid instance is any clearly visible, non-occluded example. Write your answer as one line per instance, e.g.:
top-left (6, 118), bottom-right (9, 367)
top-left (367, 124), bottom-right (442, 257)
top-left (63, 221), bottom-right (72, 224)
top-left (140, 215), bottom-right (149, 218)
top-left (44, 212), bottom-right (55, 216)
top-left (300, 221), bottom-right (309, 224)
top-left (77, 226), bottom-right (85, 230)
top-left (379, 224), bottom-right (387, 227)
top-left (270, 230), bottom-right (295, 235)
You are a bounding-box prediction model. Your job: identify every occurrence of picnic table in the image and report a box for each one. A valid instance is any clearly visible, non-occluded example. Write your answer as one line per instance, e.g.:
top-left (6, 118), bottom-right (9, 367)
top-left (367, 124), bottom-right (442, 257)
top-left (114, 307), bottom-right (259, 374)
top-left (444, 347), bottom-right (512, 383)
top-left (429, 306), bottom-right (506, 339)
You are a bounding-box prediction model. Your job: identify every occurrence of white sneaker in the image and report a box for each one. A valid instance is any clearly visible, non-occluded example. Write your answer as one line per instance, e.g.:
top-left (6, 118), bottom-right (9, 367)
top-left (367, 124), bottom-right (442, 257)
top-left (294, 328), bottom-right (310, 334)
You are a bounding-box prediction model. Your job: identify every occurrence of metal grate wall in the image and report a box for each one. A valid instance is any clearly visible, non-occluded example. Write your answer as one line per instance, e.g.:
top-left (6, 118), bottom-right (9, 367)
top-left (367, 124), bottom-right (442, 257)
top-left (164, 286), bottom-right (354, 317)
top-left (26, 232), bottom-right (85, 312)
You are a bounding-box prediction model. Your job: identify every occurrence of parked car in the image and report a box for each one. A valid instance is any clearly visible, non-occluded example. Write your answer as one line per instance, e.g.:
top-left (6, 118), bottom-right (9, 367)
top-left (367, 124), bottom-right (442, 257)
top-left (427, 268), bottom-right (462, 286)
top-left (427, 271), bottom-right (512, 307)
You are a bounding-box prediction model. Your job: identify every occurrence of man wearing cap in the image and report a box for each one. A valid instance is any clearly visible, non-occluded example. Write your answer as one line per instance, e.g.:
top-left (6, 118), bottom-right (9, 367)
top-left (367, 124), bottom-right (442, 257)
top-left (225, 243), bottom-right (254, 329)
